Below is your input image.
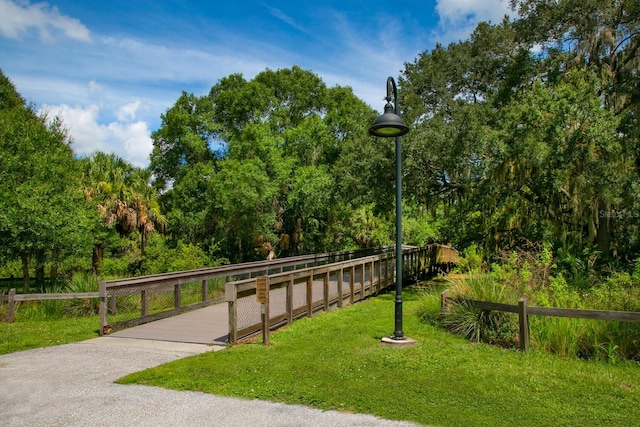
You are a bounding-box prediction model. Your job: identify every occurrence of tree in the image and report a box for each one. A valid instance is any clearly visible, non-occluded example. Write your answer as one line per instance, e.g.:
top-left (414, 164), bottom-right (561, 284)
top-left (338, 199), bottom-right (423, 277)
top-left (149, 91), bottom-right (218, 191)
top-left (82, 152), bottom-right (165, 274)
top-left (0, 70), bottom-right (93, 290)
top-left (154, 67), bottom-right (380, 261)
top-left (399, 11), bottom-right (639, 264)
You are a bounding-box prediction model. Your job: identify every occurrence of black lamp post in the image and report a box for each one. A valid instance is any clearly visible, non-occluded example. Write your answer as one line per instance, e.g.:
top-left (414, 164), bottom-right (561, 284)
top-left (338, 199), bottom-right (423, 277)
top-left (368, 77), bottom-right (411, 342)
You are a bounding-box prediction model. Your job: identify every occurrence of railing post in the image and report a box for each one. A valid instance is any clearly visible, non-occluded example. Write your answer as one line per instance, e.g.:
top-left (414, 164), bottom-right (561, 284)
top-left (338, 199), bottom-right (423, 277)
top-left (202, 279), bottom-right (208, 302)
top-left (518, 297), bottom-right (530, 351)
top-left (369, 260), bottom-right (374, 295)
top-left (286, 278), bottom-right (293, 325)
top-left (337, 268), bottom-right (344, 308)
top-left (141, 290), bottom-right (148, 317)
top-left (7, 288), bottom-right (15, 323)
top-left (225, 280), bottom-right (238, 344)
top-left (174, 284), bottom-right (182, 309)
top-left (99, 282), bottom-right (107, 335)
top-left (323, 272), bottom-right (330, 311)
top-left (349, 265), bottom-right (355, 304)
top-left (306, 273), bottom-right (314, 317)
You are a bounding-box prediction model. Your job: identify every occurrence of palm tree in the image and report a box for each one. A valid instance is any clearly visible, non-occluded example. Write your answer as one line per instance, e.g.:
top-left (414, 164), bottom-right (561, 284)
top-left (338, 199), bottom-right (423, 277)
top-left (82, 153), bottom-right (166, 273)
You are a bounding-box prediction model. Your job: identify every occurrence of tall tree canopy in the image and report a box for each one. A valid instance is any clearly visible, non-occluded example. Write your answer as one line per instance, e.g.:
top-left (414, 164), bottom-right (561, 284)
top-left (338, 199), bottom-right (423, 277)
top-left (151, 66), bottom-right (389, 262)
top-left (400, 1), bottom-right (640, 266)
top-left (0, 71), bottom-right (94, 290)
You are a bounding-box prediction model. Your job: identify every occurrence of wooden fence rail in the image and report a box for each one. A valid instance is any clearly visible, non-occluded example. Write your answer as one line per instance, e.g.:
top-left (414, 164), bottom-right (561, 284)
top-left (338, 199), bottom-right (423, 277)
top-left (440, 289), bottom-right (640, 350)
top-left (0, 289), bottom-right (99, 323)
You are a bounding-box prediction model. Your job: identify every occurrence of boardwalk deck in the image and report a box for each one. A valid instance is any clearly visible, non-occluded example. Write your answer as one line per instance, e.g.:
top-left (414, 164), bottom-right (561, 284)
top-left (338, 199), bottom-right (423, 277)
top-left (110, 303), bottom-right (228, 345)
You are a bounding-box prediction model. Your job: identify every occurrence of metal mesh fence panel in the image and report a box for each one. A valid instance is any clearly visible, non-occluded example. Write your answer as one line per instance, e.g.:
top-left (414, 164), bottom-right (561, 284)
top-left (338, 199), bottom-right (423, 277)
top-left (236, 294), bottom-right (261, 331)
top-left (105, 278), bottom-right (225, 331)
top-left (292, 277), bottom-right (307, 313)
top-left (328, 270), bottom-right (339, 302)
top-left (354, 265), bottom-right (363, 299)
top-left (269, 286), bottom-right (287, 318)
top-left (312, 274), bottom-right (324, 306)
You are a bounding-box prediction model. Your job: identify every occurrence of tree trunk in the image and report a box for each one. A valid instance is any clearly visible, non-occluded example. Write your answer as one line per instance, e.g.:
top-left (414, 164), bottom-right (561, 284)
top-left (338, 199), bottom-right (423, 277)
top-left (50, 247), bottom-right (60, 279)
top-left (35, 249), bottom-right (46, 286)
top-left (21, 254), bottom-right (30, 293)
top-left (596, 209), bottom-right (611, 255)
top-left (92, 243), bottom-right (104, 276)
top-left (140, 232), bottom-right (147, 256)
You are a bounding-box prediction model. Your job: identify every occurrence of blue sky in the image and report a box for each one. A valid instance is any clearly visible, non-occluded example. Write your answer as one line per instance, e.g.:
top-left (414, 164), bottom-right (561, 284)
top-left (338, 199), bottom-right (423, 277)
top-left (0, 0), bottom-right (515, 167)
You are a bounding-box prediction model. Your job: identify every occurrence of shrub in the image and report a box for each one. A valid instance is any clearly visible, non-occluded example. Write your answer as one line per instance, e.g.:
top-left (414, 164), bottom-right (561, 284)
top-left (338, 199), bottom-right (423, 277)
top-left (61, 273), bottom-right (100, 317)
top-left (140, 234), bottom-right (224, 275)
top-left (441, 274), bottom-right (519, 347)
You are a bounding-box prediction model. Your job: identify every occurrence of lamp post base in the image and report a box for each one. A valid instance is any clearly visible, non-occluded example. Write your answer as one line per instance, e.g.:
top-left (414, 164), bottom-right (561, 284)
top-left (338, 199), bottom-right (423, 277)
top-left (380, 336), bottom-right (417, 348)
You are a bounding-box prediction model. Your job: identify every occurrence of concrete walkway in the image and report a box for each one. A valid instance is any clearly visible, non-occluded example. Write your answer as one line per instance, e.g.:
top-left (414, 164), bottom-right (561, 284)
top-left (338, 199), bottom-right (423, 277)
top-left (0, 337), bottom-right (423, 427)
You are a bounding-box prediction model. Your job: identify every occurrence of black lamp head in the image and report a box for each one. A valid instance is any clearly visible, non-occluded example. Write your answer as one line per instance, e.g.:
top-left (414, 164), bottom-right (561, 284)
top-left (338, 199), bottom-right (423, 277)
top-left (368, 102), bottom-right (410, 138)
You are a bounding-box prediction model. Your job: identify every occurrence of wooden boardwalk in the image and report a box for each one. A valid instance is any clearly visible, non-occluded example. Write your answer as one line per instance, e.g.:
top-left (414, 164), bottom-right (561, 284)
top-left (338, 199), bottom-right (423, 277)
top-left (110, 303), bottom-right (228, 345)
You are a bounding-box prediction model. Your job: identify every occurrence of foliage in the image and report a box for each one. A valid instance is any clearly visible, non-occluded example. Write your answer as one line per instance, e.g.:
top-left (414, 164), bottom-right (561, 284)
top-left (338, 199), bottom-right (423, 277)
top-left (149, 66), bottom-right (390, 262)
top-left (141, 234), bottom-right (219, 274)
top-left (3, 2), bottom-right (640, 293)
top-left (435, 246), bottom-right (640, 361)
top-left (61, 273), bottom-right (100, 317)
top-left (0, 71), bottom-right (94, 290)
top-left (81, 152), bottom-right (167, 274)
top-left (443, 275), bottom-right (520, 346)
top-left (400, 4), bottom-right (640, 266)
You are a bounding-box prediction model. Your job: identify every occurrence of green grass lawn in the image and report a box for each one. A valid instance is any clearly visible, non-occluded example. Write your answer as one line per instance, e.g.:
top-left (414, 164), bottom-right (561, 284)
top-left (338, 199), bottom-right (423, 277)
top-left (118, 289), bottom-right (640, 427)
top-left (0, 316), bottom-right (99, 355)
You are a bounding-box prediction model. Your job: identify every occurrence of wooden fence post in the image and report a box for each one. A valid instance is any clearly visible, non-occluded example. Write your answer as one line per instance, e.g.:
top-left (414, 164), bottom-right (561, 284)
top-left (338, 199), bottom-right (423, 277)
top-left (226, 279), bottom-right (238, 344)
top-left (337, 268), bottom-right (344, 308)
top-left (349, 265), bottom-right (355, 304)
top-left (7, 288), bottom-right (15, 323)
top-left (98, 282), bottom-right (107, 335)
top-left (307, 273), bottom-right (313, 317)
top-left (518, 297), bottom-right (530, 351)
top-left (174, 284), bottom-right (182, 309)
top-left (286, 278), bottom-right (294, 324)
top-left (141, 290), bottom-right (148, 316)
top-left (440, 289), bottom-right (450, 314)
top-left (323, 272), bottom-right (330, 311)
top-left (202, 279), bottom-right (208, 302)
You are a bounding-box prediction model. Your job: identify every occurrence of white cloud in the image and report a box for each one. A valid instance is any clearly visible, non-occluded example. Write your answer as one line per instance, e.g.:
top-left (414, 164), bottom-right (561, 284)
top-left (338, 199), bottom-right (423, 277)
top-left (0, 0), bottom-right (91, 42)
top-left (437, 0), bottom-right (514, 25)
top-left (266, 6), bottom-right (308, 34)
top-left (42, 103), bottom-right (153, 168)
top-left (435, 0), bottom-right (517, 42)
top-left (116, 99), bottom-right (144, 122)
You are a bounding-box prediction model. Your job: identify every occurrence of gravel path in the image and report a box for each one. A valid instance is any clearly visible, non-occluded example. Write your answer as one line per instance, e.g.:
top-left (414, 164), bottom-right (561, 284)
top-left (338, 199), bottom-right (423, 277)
top-left (0, 337), bottom-right (423, 427)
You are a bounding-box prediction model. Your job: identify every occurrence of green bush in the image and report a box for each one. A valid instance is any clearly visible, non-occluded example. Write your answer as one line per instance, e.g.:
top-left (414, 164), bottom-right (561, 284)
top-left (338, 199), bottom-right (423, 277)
top-left (61, 273), bottom-right (100, 317)
top-left (441, 275), bottom-right (519, 347)
top-left (141, 236), bottom-right (213, 274)
top-left (423, 247), bottom-right (640, 363)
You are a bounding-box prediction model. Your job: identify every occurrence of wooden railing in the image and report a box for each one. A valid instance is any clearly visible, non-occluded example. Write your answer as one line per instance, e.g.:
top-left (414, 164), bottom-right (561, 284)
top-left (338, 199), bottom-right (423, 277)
top-left (226, 244), bottom-right (458, 344)
top-left (0, 289), bottom-right (99, 323)
top-left (440, 290), bottom-right (640, 351)
top-left (0, 245), bottom-right (459, 338)
top-left (97, 246), bottom-right (398, 335)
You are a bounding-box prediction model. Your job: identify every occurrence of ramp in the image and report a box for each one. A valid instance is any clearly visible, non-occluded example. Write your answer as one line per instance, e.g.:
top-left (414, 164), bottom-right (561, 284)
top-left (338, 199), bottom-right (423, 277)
top-left (110, 303), bottom-right (228, 345)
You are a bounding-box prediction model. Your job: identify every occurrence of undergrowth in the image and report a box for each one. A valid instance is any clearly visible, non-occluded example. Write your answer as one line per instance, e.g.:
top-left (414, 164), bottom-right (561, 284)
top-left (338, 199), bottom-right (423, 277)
top-left (417, 244), bottom-right (640, 363)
